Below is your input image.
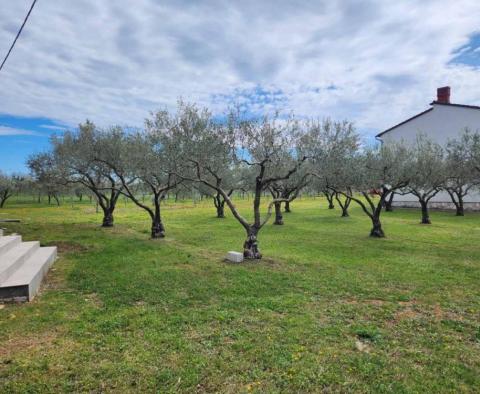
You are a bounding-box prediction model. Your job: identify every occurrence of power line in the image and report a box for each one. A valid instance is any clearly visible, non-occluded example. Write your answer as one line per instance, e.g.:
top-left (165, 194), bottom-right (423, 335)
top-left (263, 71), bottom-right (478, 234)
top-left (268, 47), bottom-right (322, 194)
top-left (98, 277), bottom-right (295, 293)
top-left (0, 0), bottom-right (38, 73)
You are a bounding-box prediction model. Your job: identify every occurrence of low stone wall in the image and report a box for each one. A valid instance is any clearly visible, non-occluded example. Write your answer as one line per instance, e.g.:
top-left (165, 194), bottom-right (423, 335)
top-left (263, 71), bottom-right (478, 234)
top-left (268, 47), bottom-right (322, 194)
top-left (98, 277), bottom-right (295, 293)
top-left (392, 201), bottom-right (480, 211)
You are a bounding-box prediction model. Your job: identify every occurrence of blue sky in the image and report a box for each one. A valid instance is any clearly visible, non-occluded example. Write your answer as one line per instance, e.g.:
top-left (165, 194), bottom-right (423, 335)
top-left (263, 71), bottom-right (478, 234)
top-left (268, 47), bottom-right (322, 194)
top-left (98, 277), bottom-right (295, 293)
top-left (0, 115), bottom-right (67, 173)
top-left (1, 0), bottom-right (480, 173)
top-left (450, 33), bottom-right (480, 67)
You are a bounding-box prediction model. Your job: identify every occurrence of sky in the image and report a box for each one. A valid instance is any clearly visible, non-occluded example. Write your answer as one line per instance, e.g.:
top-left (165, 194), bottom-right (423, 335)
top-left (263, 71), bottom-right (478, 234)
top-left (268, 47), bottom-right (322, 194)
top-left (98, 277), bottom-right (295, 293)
top-left (1, 0), bottom-right (480, 173)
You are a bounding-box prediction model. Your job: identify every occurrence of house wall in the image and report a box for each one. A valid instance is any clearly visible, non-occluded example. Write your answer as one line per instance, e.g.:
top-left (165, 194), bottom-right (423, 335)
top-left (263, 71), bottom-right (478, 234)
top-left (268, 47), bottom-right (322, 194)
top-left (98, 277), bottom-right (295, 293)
top-left (379, 103), bottom-right (480, 208)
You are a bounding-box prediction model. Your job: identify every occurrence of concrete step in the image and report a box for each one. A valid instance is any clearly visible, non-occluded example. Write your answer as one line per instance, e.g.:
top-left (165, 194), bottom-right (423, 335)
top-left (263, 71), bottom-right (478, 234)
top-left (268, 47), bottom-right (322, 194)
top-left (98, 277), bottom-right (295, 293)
top-left (0, 235), bottom-right (22, 256)
top-left (0, 241), bottom-right (40, 284)
top-left (0, 246), bottom-right (57, 301)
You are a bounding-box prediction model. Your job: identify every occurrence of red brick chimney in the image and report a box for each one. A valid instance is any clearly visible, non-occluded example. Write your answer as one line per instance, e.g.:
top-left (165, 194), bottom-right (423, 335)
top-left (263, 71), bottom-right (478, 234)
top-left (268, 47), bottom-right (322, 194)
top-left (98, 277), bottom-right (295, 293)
top-left (436, 86), bottom-right (451, 104)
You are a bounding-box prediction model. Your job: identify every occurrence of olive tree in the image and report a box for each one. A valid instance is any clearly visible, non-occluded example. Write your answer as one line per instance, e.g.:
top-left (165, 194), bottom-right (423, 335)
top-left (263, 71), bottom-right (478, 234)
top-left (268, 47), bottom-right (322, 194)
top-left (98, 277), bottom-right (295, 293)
top-left (339, 142), bottom-right (411, 237)
top-left (323, 188), bottom-right (336, 209)
top-left (307, 119), bottom-right (359, 218)
top-left (194, 166), bottom-right (240, 218)
top-left (0, 172), bottom-right (16, 208)
top-left (267, 154), bottom-right (310, 224)
top-left (97, 124), bottom-right (182, 238)
top-left (27, 153), bottom-right (64, 206)
top-left (467, 130), bottom-right (480, 173)
top-left (402, 136), bottom-right (445, 224)
top-left (334, 188), bottom-right (353, 218)
top-left (52, 121), bottom-right (124, 227)
top-left (445, 129), bottom-right (480, 215)
top-left (0, 173), bottom-right (30, 208)
top-left (168, 103), bottom-right (308, 259)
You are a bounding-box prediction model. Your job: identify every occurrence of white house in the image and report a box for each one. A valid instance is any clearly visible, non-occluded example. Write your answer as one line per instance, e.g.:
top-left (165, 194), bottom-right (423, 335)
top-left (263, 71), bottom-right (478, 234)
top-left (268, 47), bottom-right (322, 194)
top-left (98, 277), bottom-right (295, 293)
top-left (376, 86), bottom-right (480, 210)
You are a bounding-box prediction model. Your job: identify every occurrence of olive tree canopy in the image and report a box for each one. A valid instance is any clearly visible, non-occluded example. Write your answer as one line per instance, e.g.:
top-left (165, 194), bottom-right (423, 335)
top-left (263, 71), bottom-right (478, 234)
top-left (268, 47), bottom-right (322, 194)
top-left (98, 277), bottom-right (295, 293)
top-left (402, 135), bottom-right (445, 224)
top-left (96, 123), bottom-right (182, 239)
top-left (307, 119), bottom-right (359, 217)
top-left (169, 102), bottom-right (309, 259)
top-left (0, 172), bottom-right (25, 208)
top-left (27, 152), bottom-right (64, 206)
top-left (337, 142), bottom-right (411, 237)
top-left (52, 121), bottom-right (124, 227)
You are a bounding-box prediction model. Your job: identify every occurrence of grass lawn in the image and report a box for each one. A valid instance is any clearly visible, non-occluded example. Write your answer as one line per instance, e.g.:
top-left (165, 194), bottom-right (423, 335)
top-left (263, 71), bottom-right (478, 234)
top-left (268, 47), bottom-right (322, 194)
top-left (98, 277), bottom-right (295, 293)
top-left (0, 196), bottom-right (479, 393)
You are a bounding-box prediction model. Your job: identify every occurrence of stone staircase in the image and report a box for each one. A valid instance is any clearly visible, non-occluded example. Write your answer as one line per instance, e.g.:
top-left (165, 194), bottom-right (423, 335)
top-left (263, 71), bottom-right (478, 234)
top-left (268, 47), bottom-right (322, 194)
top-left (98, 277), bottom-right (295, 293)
top-left (0, 229), bottom-right (57, 302)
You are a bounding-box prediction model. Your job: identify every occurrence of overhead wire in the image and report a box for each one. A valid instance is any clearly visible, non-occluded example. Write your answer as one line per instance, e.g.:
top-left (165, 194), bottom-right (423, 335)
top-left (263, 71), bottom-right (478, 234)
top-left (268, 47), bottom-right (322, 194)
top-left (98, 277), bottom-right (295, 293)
top-left (0, 0), bottom-right (38, 73)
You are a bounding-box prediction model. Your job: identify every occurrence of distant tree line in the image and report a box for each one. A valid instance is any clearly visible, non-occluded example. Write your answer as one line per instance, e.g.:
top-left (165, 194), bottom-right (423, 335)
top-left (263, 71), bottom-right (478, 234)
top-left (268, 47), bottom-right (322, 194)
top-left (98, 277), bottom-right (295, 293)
top-left (2, 102), bottom-right (479, 259)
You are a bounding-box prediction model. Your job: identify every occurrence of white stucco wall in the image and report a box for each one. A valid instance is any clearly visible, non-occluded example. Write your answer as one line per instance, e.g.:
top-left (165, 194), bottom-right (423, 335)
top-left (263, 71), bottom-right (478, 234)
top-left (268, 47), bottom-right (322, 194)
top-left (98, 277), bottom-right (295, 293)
top-left (378, 103), bottom-right (480, 205)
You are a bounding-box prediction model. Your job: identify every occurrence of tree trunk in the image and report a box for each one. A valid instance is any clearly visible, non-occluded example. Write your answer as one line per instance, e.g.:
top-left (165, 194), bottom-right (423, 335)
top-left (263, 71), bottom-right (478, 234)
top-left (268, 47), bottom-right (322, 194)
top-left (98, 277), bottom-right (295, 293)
top-left (243, 228), bottom-right (262, 259)
top-left (455, 197), bottom-right (465, 216)
top-left (151, 215), bottom-right (165, 238)
top-left (420, 200), bottom-right (431, 224)
top-left (0, 189), bottom-right (12, 208)
top-left (446, 189), bottom-right (464, 217)
top-left (101, 208), bottom-right (114, 227)
top-left (0, 191), bottom-right (8, 208)
top-left (385, 192), bottom-right (394, 212)
top-left (456, 196), bottom-right (464, 216)
top-left (151, 201), bottom-right (165, 238)
top-left (273, 202), bottom-right (283, 225)
top-left (370, 216), bottom-right (385, 237)
top-left (216, 201), bottom-right (225, 218)
top-left (284, 200), bottom-right (291, 213)
top-left (335, 192), bottom-right (350, 217)
top-left (324, 192), bottom-right (334, 209)
top-left (213, 193), bottom-right (225, 218)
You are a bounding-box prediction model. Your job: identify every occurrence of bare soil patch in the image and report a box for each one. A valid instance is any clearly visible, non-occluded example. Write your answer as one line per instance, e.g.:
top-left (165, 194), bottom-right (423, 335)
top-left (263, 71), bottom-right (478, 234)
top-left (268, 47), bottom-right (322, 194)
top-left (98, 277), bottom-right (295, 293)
top-left (46, 240), bottom-right (88, 254)
top-left (0, 331), bottom-right (60, 361)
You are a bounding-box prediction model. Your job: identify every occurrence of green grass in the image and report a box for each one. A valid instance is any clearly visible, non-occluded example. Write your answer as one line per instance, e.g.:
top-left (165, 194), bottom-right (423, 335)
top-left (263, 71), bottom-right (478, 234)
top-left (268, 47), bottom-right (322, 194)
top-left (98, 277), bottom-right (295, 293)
top-left (0, 197), bottom-right (479, 393)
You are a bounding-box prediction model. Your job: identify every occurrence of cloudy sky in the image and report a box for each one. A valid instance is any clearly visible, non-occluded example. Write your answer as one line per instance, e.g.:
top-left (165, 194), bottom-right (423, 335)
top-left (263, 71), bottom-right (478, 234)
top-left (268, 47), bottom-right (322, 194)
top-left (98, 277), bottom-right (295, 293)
top-left (1, 0), bottom-right (480, 172)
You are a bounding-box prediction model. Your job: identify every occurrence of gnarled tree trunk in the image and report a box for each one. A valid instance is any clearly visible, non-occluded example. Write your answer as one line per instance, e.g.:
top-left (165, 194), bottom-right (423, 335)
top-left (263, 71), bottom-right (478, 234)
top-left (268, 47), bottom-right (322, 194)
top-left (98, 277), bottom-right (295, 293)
top-left (243, 228), bottom-right (262, 259)
top-left (213, 192), bottom-right (225, 218)
top-left (151, 216), bottom-right (165, 238)
top-left (370, 216), bottom-right (385, 237)
top-left (368, 194), bottom-right (386, 238)
top-left (101, 208), bottom-right (114, 227)
top-left (151, 196), bottom-right (165, 238)
top-left (284, 200), bottom-right (291, 213)
top-left (96, 189), bottom-right (121, 228)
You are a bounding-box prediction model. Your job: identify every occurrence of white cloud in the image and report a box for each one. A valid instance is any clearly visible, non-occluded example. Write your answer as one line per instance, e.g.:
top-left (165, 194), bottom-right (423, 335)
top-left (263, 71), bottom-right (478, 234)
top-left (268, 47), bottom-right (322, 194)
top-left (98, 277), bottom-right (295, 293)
top-left (39, 124), bottom-right (67, 131)
top-left (1, 0), bottom-right (480, 135)
top-left (0, 126), bottom-right (43, 136)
